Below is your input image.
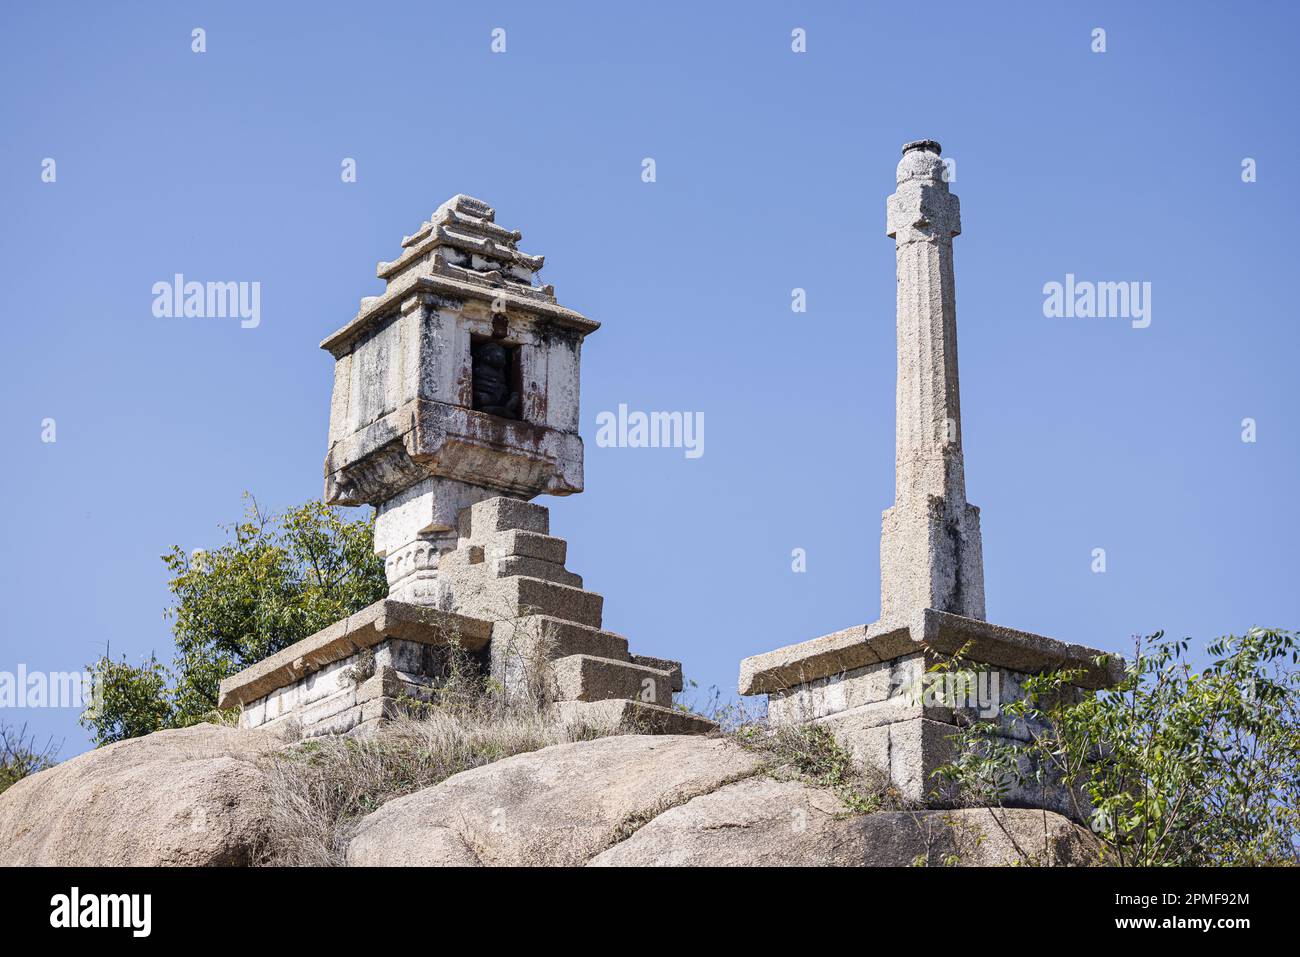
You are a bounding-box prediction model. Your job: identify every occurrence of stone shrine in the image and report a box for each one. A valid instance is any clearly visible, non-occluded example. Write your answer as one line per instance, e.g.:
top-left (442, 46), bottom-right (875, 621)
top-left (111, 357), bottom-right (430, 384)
top-left (738, 142), bottom-right (1122, 810)
top-left (218, 196), bottom-right (708, 737)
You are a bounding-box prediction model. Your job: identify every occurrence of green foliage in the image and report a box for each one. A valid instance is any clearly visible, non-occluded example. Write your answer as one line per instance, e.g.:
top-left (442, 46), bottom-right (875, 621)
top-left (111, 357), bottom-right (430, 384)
top-left (80, 652), bottom-right (173, 746)
top-left (80, 495), bottom-right (386, 747)
top-left (0, 723), bottom-right (58, 794)
top-left (936, 628), bottom-right (1300, 866)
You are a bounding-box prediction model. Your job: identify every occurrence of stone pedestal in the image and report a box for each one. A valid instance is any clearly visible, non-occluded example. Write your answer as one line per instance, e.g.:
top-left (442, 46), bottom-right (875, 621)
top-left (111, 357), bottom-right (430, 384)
top-left (741, 610), bottom-right (1117, 810)
top-left (217, 601), bottom-right (491, 739)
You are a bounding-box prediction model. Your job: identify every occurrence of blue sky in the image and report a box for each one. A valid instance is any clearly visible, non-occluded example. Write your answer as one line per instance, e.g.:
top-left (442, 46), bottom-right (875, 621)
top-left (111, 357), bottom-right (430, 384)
top-left (3, 1), bottom-right (1297, 756)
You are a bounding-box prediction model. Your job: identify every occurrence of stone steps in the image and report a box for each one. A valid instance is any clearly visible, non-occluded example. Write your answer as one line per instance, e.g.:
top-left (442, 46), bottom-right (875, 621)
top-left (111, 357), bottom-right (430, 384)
top-left (549, 654), bottom-right (674, 708)
top-left (491, 615), bottom-right (629, 662)
top-left (483, 529), bottom-right (566, 565)
top-left (629, 654), bottom-right (684, 693)
top-left (552, 698), bottom-right (716, 736)
top-left (408, 497), bottom-right (691, 722)
top-left (491, 555), bottom-right (582, 588)
top-left (484, 576), bottom-right (604, 629)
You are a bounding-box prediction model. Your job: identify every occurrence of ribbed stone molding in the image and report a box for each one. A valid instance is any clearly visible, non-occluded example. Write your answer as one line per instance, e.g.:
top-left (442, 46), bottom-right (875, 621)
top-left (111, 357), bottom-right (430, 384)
top-left (384, 532), bottom-right (459, 603)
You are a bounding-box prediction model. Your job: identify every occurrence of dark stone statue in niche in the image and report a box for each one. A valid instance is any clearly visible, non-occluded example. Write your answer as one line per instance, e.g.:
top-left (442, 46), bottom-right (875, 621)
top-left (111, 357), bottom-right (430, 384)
top-left (471, 340), bottom-right (520, 419)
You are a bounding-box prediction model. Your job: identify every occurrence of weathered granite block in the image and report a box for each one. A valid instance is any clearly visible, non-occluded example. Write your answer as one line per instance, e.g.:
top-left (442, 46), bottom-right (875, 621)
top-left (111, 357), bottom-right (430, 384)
top-left (221, 600), bottom-right (492, 735)
top-left (628, 655), bottom-right (685, 693)
top-left (553, 699), bottom-right (716, 736)
top-left (489, 616), bottom-right (629, 696)
top-left (484, 529), bottom-right (567, 565)
top-left (449, 572), bottom-right (605, 629)
top-left (461, 496), bottom-right (550, 537)
top-left (492, 555), bottom-right (583, 587)
top-left (218, 599), bottom-right (490, 711)
top-left (549, 654), bottom-right (674, 708)
top-left (767, 657), bottom-right (895, 724)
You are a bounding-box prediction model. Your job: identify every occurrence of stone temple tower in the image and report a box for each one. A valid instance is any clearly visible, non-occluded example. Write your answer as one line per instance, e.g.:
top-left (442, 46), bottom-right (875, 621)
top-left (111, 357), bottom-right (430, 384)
top-left (318, 194), bottom-right (594, 604)
top-left (218, 196), bottom-right (709, 737)
top-left (738, 142), bottom-right (1121, 810)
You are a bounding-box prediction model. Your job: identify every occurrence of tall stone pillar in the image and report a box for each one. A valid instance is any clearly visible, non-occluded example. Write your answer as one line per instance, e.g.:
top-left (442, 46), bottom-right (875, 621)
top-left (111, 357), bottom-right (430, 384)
top-left (881, 140), bottom-right (985, 622)
top-left (738, 141), bottom-right (1122, 810)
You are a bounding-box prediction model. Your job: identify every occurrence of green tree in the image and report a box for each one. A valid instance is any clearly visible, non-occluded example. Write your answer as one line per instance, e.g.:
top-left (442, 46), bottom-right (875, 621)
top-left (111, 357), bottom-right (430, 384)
top-left (0, 723), bottom-right (58, 794)
top-left (937, 628), bottom-right (1300, 866)
top-left (80, 651), bottom-right (173, 747)
top-left (80, 496), bottom-right (386, 746)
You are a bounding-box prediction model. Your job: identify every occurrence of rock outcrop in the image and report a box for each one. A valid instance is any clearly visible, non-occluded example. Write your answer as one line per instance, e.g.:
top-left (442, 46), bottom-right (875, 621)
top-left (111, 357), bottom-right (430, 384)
top-left (587, 776), bottom-right (1100, 867)
top-left (346, 735), bottom-right (763, 866)
top-left (0, 727), bottom-right (1101, 867)
top-left (346, 734), bottom-right (1100, 867)
top-left (0, 724), bottom-right (282, 866)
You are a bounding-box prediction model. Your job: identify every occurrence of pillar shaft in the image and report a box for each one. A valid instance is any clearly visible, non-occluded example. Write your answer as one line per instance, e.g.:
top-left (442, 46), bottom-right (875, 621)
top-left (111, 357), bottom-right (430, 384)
top-left (881, 141), bottom-right (985, 622)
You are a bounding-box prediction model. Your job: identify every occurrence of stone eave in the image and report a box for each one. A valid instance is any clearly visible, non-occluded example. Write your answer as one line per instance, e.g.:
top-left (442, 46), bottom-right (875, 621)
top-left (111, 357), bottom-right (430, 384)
top-left (379, 226), bottom-right (545, 281)
top-left (320, 274), bottom-right (599, 356)
top-left (402, 207), bottom-right (521, 249)
top-left (738, 608), bottom-right (1125, 696)
top-left (216, 599), bottom-right (492, 709)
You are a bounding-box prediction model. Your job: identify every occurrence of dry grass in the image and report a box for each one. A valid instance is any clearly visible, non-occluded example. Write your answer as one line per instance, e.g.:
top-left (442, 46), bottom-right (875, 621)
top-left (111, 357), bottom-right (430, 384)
top-left (256, 693), bottom-right (623, 866)
top-left (257, 626), bottom-right (628, 866)
top-left (255, 673), bottom-right (900, 865)
top-left (671, 682), bottom-right (901, 813)
top-left (256, 647), bottom-right (902, 866)
top-left (736, 722), bottom-right (908, 815)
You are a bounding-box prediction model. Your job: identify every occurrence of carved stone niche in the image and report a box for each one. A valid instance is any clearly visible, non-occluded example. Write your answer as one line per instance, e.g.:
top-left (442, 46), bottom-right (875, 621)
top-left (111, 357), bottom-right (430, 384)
top-left (320, 195), bottom-right (599, 510)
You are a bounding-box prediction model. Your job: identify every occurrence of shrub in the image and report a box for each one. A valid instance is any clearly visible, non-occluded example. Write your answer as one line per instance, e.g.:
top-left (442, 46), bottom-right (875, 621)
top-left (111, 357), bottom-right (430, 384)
top-left (81, 496), bottom-right (386, 746)
top-left (0, 723), bottom-right (58, 794)
top-left (937, 628), bottom-right (1300, 866)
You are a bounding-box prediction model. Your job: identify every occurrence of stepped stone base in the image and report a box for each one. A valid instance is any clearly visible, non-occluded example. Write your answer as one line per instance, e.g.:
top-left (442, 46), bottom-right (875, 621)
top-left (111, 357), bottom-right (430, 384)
top-left (435, 497), bottom-right (687, 714)
top-left (216, 497), bottom-right (704, 738)
top-left (740, 609), bottom-right (1122, 811)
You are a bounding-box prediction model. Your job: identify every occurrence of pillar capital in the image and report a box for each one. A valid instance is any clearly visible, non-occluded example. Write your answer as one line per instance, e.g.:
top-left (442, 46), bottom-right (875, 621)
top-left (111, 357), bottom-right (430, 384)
top-left (887, 141), bottom-right (960, 243)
